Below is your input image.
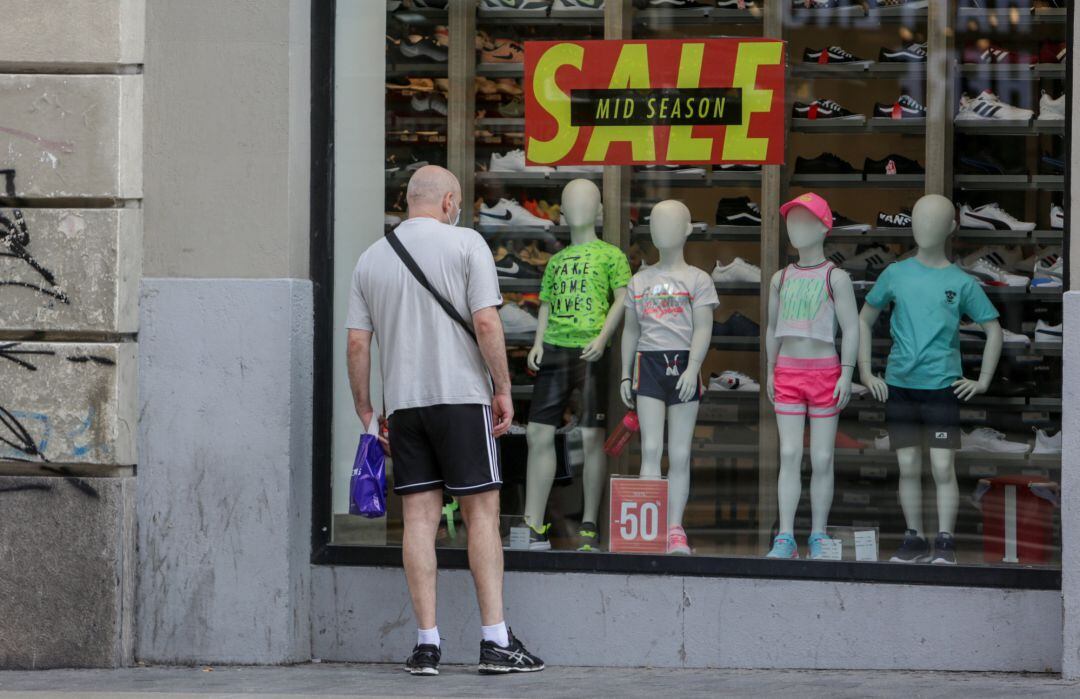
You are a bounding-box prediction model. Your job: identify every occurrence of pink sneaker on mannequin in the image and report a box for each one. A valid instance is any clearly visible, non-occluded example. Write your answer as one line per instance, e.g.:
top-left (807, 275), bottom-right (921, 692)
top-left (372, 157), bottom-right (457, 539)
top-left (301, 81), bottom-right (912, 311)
top-left (667, 525), bottom-right (691, 556)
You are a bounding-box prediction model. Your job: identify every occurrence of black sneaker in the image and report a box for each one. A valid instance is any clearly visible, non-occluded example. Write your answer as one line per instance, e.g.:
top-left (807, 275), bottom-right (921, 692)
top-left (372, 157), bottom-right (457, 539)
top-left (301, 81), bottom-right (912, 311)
top-left (495, 253), bottom-right (542, 280)
top-left (864, 154), bottom-right (924, 175)
top-left (879, 43), bottom-right (927, 63)
top-left (802, 46), bottom-right (869, 65)
top-left (876, 210), bottom-right (912, 228)
top-left (528, 521), bottom-right (551, 551)
top-left (577, 521), bottom-right (600, 551)
top-left (405, 644), bottom-right (441, 676)
top-left (398, 36), bottom-right (449, 62)
top-left (715, 196), bottom-right (762, 226)
top-left (479, 629), bottom-right (545, 674)
top-left (715, 163), bottom-right (762, 172)
top-left (795, 152), bottom-right (859, 175)
top-left (932, 532), bottom-right (957, 565)
top-left (792, 99), bottom-right (862, 121)
top-left (890, 529), bottom-right (931, 563)
top-left (873, 95), bottom-right (926, 119)
top-left (832, 211), bottom-right (869, 232)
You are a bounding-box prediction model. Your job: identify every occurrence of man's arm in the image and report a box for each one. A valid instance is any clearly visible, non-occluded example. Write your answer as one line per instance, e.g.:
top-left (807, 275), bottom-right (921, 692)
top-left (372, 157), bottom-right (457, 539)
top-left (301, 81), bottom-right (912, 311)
top-left (473, 306), bottom-right (513, 437)
top-left (347, 329), bottom-right (375, 428)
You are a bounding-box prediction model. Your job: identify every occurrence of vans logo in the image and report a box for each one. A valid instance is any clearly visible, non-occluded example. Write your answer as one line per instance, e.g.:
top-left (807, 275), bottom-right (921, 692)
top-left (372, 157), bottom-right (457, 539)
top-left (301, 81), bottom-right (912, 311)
top-left (944, 290), bottom-right (956, 304)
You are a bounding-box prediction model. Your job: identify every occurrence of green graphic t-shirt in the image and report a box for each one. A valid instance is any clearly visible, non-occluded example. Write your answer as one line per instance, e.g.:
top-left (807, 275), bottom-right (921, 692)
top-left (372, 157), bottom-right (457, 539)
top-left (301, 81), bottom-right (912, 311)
top-left (540, 239), bottom-right (632, 348)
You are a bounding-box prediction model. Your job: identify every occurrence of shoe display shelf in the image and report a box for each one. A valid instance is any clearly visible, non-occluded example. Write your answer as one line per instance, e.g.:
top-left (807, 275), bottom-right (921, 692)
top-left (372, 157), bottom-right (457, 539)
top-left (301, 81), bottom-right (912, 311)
top-left (957, 5), bottom-right (1067, 29)
top-left (476, 63), bottom-right (524, 78)
top-left (789, 174), bottom-right (926, 188)
top-left (478, 224), bottom-right (570, 241)
top-left (955, 119), bottom-right (1065, 135)
top-left (478, 6), bottom-right (607, 26)
top-left (792, 118), bottom-right (927, 134)
top-left (386, 61), bottom-right (448, 78)
top-left (954, 175), bottom-right (1064, 191)
top-left (634, 5), bottom-right (763, 27)
top-left (476, 117), bottom-right (524, 132)
top-left (957, 63), bottom-right (1064, 80)
top-left (790, 63), bottom-right (928, 79)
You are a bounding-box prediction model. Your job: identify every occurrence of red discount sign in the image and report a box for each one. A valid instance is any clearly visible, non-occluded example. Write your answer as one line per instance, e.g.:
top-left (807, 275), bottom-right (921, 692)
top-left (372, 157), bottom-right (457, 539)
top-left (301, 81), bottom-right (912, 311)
top-left (524, 38), bottom-right (786, 166)
top-left (609, 477), bottom-right (668, 554)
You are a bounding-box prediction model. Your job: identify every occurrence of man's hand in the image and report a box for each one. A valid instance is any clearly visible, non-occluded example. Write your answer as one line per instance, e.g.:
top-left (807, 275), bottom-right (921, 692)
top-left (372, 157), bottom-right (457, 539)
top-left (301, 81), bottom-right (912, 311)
top-left (357, 404), bottom-right (375, 431)
top-left (580, 337), bottom-right (606, 362)
top-left (490, 393), bottom-right (514, 437)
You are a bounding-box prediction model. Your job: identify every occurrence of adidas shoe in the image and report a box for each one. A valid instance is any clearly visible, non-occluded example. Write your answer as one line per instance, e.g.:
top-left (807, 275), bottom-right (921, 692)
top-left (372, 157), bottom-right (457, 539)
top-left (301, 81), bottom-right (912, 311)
top-left (1035, 320), bottom-right (1062, 344)
top-left (499, 303), bottom-right (539, 334)
top-left (1038, 91), bottom-right (1066, 121)
top-left (802, 46), bottom-right (869, 65)
top-left (825, 243), bottom-right (856, 266)
top-left (490, 149), bottom-right (553, 174)
top-left (960, 321), bottom-right (1030, 345)
top-left (961, 427), bottom-right (1030, 454)
top-left (960, 245), bottom-right (1022, 270)
top-left (956, 91), bottom-right (1034, 122)
top-left (959, 203), bottom-right (1035, 232)
top-left (709, 371), bottom-right (760, 392)
top-left (1038, 39), bottom-right (1067, 65)
top-left (876, 211), bottom-right (911, 228)
top-left (715, 197), bottom-right (762, 226)
top-left (711, 257), bottom-right (762, 283)
top-left (480, 198), bottom-right (556, 229)
top-left (831, 211), bottom-right (870, 232)
top-left (791, 99), bottom-right (862, 121)
top-left (1050, 204), bottom-right (1064, 230)
top-left (864, 154), bottom-right (924, 176)
top-left (879, 42), bottom-right (927, 63)
top-left (839, 245), bottom-right (895, 271)
top-left (1032, 254), bottom-right (1063, 288)
top-left (873, 95), bottom-right (926, 119)
top-left (963, 257), bottom-right (1029, 287)
top-left (1032, 428), bottom-right (1062, 455)
top-left (478, 629), bottom-right (545, 674)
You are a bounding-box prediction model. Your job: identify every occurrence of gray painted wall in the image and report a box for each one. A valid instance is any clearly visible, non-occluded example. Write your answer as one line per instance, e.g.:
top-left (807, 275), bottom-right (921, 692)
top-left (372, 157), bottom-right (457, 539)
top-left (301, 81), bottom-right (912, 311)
top-left (1063, 291), bottom-right (1079, 678)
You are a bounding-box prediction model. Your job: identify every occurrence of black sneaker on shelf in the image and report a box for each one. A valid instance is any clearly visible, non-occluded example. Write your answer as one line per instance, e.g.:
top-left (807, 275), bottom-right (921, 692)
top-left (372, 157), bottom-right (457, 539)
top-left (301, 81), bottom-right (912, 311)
top-left (713, 311), bottom-right (760, 337)
top-left (802, 46), bottom-right (869, 64)
top-left (879, 42), bottom-right (927, 63)
top-left (890, 529), bottom-right (931, 563)
top-left (495, 254), bottom-right (542, 280)
top-left (792, 99), bottom-right (862, 121)
top-left (405, 644), bottom-right (441, 676)
top-left (873, 95), bottom-right (926, 119)
top-left (795, 152), bottom-right (860, 175)
top-left (398, 36), bottom-right (449, 62)
top-left (831, 211), bottom-right (870, 232)
top-left (876, 210), bottom-right (912, 228)
top-left (864, 154), bottom-right (924, 175)
top-left (478, 629), bottom-right (546, 674)
top-left (577, 521), bottom-right (600, 552)
top-left (1040, 153), bottom-right (1066, 176)
top-left (716, 0), bottom-right (759, 7)
top-left (932, 532), bottom-right (958, 565)
top-left (793, 0), bottom-right (860, 9)
top-left (715, 197), bottom-right (762, 226)
top-left (715, 163), bottom-right (762, 172)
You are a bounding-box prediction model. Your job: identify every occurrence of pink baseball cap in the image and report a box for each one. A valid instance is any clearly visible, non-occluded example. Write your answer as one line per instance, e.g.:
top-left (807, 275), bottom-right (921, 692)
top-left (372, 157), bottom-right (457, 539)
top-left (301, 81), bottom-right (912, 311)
top-left (780, 192), bottom-right (833, 230)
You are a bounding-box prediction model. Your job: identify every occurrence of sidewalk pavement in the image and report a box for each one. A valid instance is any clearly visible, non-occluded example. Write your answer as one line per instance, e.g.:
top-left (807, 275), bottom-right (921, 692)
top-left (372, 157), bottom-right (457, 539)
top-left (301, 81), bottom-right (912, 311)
top-left (0, 664), bottom-right (1078, 698)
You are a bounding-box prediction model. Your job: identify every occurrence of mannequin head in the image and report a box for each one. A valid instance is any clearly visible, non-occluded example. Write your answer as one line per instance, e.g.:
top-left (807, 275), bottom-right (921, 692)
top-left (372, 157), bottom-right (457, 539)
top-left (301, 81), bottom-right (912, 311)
top-left (648, 199), bottom-right (693, 253)
top-left (561, 178), bottom-right (602, 228)
top-left (781, 193), bottom-right (831, 250)
top-left (911, 194), bottom-right (956, 249)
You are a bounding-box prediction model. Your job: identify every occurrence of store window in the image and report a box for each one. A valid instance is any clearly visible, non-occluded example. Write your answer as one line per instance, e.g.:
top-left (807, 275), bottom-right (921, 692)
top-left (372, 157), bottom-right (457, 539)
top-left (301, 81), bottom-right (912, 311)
top-left (323, 0), bottom-right (1067, 575)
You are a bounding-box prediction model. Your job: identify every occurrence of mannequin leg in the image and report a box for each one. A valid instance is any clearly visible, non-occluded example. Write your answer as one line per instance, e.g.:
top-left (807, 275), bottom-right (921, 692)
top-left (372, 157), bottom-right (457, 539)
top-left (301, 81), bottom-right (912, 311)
top-left (636, 396), bottom-right (667, 480)
top-left (775, 412), bottom-right (807, 534)
top-left (928, 448), bottom-right (958, 535)
top-left (807, 415), bottom-right (838, 533)
top-left (895, 446), bottom-right (924, 536)
top-left (579, 427), bottom-right (606, 525)
top-left (524, 422), bottom-right (557, 526)
top-left (665, 401), bottom-right (700, 527)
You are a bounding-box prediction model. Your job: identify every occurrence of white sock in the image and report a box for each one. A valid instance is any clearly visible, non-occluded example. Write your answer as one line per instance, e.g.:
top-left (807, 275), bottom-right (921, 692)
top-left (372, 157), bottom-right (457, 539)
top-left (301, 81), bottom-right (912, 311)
top-left (481, 621), bottom-right (509, 647)
top-left (417, 626), bottom-right (440, 648)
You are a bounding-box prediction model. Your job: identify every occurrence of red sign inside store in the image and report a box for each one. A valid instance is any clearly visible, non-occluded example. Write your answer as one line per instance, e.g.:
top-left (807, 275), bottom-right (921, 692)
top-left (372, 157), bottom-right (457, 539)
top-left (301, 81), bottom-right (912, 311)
top-left (609, 477), bottom-right (668, 554)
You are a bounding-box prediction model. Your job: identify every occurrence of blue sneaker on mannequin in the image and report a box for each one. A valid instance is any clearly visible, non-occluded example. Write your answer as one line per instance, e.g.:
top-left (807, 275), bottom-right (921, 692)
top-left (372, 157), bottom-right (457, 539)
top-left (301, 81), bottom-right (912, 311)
top-left (766, 532), bottom-right (799, 559)
top-left (808, 531), bottom-right (832, 560)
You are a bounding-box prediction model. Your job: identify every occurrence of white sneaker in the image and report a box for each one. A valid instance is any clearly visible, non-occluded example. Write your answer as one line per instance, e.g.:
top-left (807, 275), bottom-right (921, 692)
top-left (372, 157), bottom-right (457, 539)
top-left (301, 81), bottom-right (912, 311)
top-left (961, 427), bottom-right (1030, 454)
top-left (825, 244), bottom-right (857, 267)
top-left (490, 149), bottom-right (553, 174)
top-left (1032, 254), bottom-right (1063, 288)
top-left (1035, 320), bottom-right (1062, 344)
top-left (959, 321), bottom-right (1030, 345)
top-left (1032, 428), bottom-right (1062, 455)
top-left (1050, 204), bottom-right (1064, 230)
top-left (839, 245), bottom-right (895, 271)
top-left (709, 371), bottom-right (760, 392)
top-left (1037, 91), bottom-right (1065, 121)
top-left (499, 303), bottom-right (539, 334)
top-left (479, 198), bottom-right (555, 228)
top-left (711, 257), bottom-right (762, 283)
top-left (963, 257), bottom-right (1029, 287)
top-left (956, 90), bottom-right (1034, 122)
top-left (873, 430), bottom-right (890, 451)
top-left (961, 245), bottom-right (1021, 270)
top-left (959, 203), bottom-right (1036, 232)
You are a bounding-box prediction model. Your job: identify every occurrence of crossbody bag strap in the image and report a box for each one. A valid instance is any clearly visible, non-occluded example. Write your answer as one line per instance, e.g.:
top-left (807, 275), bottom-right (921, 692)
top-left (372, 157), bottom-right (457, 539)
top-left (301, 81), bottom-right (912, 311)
top-left (385, 228), bottom-right (477, 342)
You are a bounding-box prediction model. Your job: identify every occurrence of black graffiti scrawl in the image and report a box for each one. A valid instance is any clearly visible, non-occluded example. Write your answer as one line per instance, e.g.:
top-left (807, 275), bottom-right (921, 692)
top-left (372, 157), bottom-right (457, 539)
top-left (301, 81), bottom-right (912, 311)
top-left (0, 169), bottom-right (69, 304)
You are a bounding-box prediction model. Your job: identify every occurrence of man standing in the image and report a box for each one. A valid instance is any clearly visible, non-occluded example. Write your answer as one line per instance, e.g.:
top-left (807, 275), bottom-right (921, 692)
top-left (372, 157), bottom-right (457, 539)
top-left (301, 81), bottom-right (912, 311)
top-left (346, 166), bottom-right (544, 676)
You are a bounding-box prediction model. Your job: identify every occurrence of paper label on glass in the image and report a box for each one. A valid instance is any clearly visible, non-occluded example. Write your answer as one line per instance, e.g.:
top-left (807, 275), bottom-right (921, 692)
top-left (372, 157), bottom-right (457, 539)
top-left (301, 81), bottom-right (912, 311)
top-left (854, 530), bottom-right (878, 562)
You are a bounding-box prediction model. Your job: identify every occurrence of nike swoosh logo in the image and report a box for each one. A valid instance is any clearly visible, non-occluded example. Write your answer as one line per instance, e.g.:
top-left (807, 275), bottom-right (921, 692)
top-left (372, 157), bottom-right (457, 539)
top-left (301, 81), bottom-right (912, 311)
top-left (498, 262), bottom-right (520, 274)
top-left (481, 210), bottom-right (513, 221)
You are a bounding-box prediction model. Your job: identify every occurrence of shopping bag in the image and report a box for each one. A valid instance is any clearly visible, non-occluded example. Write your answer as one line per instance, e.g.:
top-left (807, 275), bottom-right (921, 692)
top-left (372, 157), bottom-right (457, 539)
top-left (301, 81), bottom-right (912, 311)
top-left (349, 418), bottom-right (387, 518)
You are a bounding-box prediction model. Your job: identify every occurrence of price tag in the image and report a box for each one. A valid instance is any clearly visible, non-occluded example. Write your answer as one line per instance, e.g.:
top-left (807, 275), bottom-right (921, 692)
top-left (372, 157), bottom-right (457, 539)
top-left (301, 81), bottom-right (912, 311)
top-left (854, 530), bottom-right (878, 561)
top-left (508, 526), bottom-right (531, 550)
top-left (609, 477), bottom-right (668, 554)
top-left (817, 539), bottom-right (843, 560)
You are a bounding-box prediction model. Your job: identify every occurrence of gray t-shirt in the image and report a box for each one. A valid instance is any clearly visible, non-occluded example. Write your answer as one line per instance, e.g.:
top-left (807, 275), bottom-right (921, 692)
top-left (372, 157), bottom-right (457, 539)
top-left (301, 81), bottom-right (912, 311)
top-left (625, 265), bottom-right (719, 351)
top-left (346, 217), bottom-right (503, 416)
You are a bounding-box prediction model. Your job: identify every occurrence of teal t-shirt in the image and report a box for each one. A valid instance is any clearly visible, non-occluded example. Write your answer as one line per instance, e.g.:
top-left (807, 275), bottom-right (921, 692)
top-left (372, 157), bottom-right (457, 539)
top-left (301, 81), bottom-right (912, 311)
top-left (865, 258), bottom-right (999, 390)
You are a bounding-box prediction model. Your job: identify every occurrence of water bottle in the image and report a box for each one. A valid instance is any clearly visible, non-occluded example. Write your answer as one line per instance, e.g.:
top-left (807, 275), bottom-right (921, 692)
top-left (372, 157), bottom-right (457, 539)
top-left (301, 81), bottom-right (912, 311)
top-left (604, 410), bottom-right (640, 457)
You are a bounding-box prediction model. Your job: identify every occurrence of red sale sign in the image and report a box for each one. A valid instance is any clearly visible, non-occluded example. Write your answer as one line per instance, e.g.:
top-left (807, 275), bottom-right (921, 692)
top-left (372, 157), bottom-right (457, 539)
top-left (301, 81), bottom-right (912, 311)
top-left (524, 38), bottom-right (786, 166)
top-left (609, 477), bottom-right (668, 554)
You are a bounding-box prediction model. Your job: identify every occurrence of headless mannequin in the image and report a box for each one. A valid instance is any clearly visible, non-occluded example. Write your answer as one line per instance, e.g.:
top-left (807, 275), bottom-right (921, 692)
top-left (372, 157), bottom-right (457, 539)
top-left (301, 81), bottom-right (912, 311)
top-left (858, 194), bottom-right (1003, 539)
top-left (525, 179), bottom-right (628, 533)
top-left (765, 206), bottom-right (860, 551)
top-left (619, 201), bottom-right (714, 539)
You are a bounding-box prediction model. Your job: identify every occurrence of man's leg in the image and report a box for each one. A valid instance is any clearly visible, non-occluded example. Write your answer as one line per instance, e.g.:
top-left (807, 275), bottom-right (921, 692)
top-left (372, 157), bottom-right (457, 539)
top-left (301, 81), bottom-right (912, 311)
top-left (458, 489), bottom-right (504, 626)
top-left (402, 489), bottom-right (445, 631)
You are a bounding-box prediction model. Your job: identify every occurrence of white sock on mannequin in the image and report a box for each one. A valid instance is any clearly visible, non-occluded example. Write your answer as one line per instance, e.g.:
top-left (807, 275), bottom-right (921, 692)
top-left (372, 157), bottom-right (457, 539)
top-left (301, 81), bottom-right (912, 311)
top-left (481, 621), bottom-right (509, 647)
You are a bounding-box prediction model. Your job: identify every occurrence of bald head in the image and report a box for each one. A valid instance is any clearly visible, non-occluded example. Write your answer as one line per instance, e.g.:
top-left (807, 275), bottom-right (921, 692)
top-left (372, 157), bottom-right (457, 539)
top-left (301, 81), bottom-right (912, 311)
top-left (407, 165), bottom-right (461, 208)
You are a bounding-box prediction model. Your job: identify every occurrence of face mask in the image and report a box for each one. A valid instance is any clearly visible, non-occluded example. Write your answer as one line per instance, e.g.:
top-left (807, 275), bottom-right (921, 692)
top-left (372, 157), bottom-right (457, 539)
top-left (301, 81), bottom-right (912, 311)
top-left (447, 199), bottom-right (461, 227)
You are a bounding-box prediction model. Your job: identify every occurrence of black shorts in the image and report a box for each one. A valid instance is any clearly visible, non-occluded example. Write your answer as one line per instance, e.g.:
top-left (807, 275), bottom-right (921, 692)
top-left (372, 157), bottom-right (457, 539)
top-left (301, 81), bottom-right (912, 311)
top-left (632, 350), bottom-right (703, 406)
top-left (527, 343), bottom-right (607, 428)
top-left (886, 385), bottom-right (961, 450)
top-left (387, 404), bottom-right (502, 495)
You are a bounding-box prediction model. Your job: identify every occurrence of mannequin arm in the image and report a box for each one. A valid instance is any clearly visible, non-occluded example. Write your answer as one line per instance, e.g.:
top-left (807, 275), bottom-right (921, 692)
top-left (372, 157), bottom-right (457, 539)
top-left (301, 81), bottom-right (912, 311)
top-left (581, 287), bottom-right (628, 362)
top-left (858, 303), bottom-right (888, 402)
top-left (952, 318), bottom-right (1002, 401)
top-left (527, 302), bottom-right (552, 371)
top-left (831, 270), bottom-right (859, 410)
top-left (619, 305), bottom-right (641, 408)
top-left (676, 304), bottom-right (715, 402)
top-left (764, 270), bottom-right (782, 403)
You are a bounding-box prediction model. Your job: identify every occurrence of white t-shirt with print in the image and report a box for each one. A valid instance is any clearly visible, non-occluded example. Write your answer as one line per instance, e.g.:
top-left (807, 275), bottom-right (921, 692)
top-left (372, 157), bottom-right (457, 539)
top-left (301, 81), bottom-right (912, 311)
top-left (625, 265), bottom-right (719, 352)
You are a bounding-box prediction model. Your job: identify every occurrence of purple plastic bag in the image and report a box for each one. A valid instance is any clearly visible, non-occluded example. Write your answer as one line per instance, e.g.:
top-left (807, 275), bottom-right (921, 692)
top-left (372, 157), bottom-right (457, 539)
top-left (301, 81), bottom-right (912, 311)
top-left (349, 423), bottom-right (387, 518)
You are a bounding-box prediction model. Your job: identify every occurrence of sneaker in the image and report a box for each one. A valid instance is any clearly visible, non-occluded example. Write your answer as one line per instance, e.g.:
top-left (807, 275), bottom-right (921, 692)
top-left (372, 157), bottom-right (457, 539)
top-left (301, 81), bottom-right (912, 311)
top-left (481, 38), bottom-right (524, 63)
top-left (712, 257), bottom-right (762, 283)
top-left (709, 370), bottom-right (760, 392)
top-left (808, 531), bottom-right (833, 560)
top-left (766, 532), bottom-right (799, 559)
top-left (715, 197), bottom-right (762, 226)
top-left (864, 154), bottom-right (924, 176)
top-left (890, 529), bottom-right (931, 563)
top-left (498, 96), bottom-right (525, 118)
top-left (1040, 152), bottom-right (1065, 176)
top-left (405, 644), bottom-right (441, 676)
top-left (879, 42), bottom-right (927, 63)
top-left (876, 211), bottom-right (912, 228)
top-left (480, 198), bottom-right (556, 228)
top-left (1038, 91), bottom-right (1066, 121)
top-left (495, 252), bottom-right (542, 279)
top-left (667, 525), bottom-right (691, 555)
top-left (959, 203), bottom-right (1035, 232)
top-left (832, 211), bottom-right (870, 232)
top-left (960, 321), bottom-right (1030, 345)
top-left (480, 0), bottom-right (551, 9)
top-left (931, 532), bottom-right (957, 565)
top-left (577, 521), bottom-right (600, 552)
top-left (795, 152), bottom-right (860, 175)
top-left (518, 241), bottom-right (552, 268)
top-left (713, 311), bottom-right (760, 337)
top-left (410, 92), bottom-right (448, 116)
top-left (478, 629), bottom-right (545, 674)
top-left (958, 151), bottom-right (1021, 176)
top-left (961, 427), bottom-right (1030, 454)
top-left (554, 0), bottom-right (605, 9)
top-left (962, 41), bottom-right (1029, 65)
top-left (1038, 39), bottom-right (1067, 65)
top-left (715, 163), bottom-right (762, 172)
top-left (961, 245), bottom-right (1022, 271)
top-left (716, 0), bottom-right (759, 7)
top-left (639, 164), bottom-right (707, 175)
top-left (526, 521), bottom-right (551, 551)
top-left (956, 91), bottom-right (1034, 122)
top-left (791, 99), bottom-right (862, 121)
top-left (499, 303), bottom-right (539, 333)
top-left (399, 35), bottom-right (449, 62)
top-left (1035, 320), bottom-right (1063, 344)
top-left (802, 46), bottom-right (869, 65)
top-left (873, 95), bottom-right (926, 119)
top-left (490, 149), bottom-right (553, 174)
top-left (963, 258), bottom-right (1029, 287)
top-left (1033, 428), bottom-right (1062, 455)
top-left (873, 430), bottom-right (891, 451)
top-left (838, 245), bottom-right (895, 271)
top-left (1032, 254), bottom-right (1063, 287)
top-left (1050, 204), bottom-right (1064, 230)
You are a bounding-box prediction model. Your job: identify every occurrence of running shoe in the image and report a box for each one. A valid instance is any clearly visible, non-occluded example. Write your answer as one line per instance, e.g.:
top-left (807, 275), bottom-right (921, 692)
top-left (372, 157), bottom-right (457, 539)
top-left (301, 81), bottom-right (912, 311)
top-left (956, 91), bottom-right (1034, 121)
top-left (518, 241), bottom-right (552, 268)
top-left (490, 149), bottom-right (553, 173)
top-left (960, 321), bottom-right (1030, 344)
top-left (808, 531), bottom-right (833, 561)
top-left (959, 202), bottom-right (1035, 231)
top-left (876, 210), bottom-right (911, 228)
top-left (494, 251), bottom-right (542, 279)
top-left (554, 0), bottom-right (605, 9)
top-left (712, 257), bottom-right (762, 283)
top-left (481, 38), bottom-right (524, 63)
top-left (766, 532), bottom-right (798, 559)
top-left (709, 371), bottom-right (760, 392)
top-left (1017, 246), bottom-right (1058, 273)
top-left (963, 258), bottom-right (1029, 287)
top-left (577, 521), bottom-right (600, 552)
top-left (478, 630), bottom-right (545, 674)
top-left (495, 78), bottom-right (523, 96)
top-left (795, 152), bottom-right (860, 175)
top-left (931, 533), bottom-right (957, 565)
top-left (525, 521), bottom-right (551, 550)
top-left (405, 644), bottom-right (441, 676)
top-left (791, 99), bottom-right (862, 121)
top-left (832, 211), bottom-right (870, 232)
top-left (873, 95), bottom-right (926, 119)
top-left (1039, 39), bottom-right (1067, 65)
top-left (1032, 428), bottom-right (1062, 455)
top-left (667, 525), bottom-right (691, 556)
top-left (837, 245), bottom-right (895, 271)
top-left (1038, 91), bottom-right (1066, 121)
top-left (802, 46), bottom-right (870, 65)
top-left (498, 97), bottom-right (525, 118)
top-left (399, 35), bottom-right (449, 62)
top-left (961, 427), bottom-right (1030, 454)
top-left (1032, 254), bottom-right (1063, 287)
top-left (1035, 320), bottom-right (1063, 344)
top-left (481, 199), bottom-right (556, 228)
top-left (864, 154), bottom-right (924, 176)
top-left (410, 92), bottom-right (448, 116)
top-left (713, 311), bottom-right (760, 337)
top-left (961, 245), bottom-right (1022, 270)
top-left (499, 303), bottom-right (539, 333)
top-left (1050, 204), bottom-right (1064, 230)
top-left (890, 529), bottom-right (931, 563)
top-left (879, 42), bottom-right (927, 63)
top-left (715, 197), bottom-right (762, 226)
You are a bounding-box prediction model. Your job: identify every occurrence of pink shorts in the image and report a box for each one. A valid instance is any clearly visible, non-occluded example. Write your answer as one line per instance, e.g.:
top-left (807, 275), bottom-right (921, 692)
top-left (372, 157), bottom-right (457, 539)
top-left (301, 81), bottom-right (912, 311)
top-left (773, 356), bottom-right (842, 419)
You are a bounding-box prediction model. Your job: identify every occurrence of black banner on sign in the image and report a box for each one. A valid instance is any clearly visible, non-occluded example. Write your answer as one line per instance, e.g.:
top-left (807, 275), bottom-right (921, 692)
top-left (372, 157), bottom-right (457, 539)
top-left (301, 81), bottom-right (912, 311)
top-left (569, 88), bottom-right (743, 127)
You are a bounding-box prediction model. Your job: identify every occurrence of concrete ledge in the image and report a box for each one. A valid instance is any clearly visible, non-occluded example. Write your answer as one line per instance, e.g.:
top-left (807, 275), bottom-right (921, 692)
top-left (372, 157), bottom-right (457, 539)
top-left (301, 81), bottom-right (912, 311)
top-left (0, 0), bottom-right (144, 66)
top-left (0, 475), bottom-right (135, 669)
top-left (1062, 291), bottom-right (1079, 678)
top-left (0, 209), bottom-right (141, 333)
